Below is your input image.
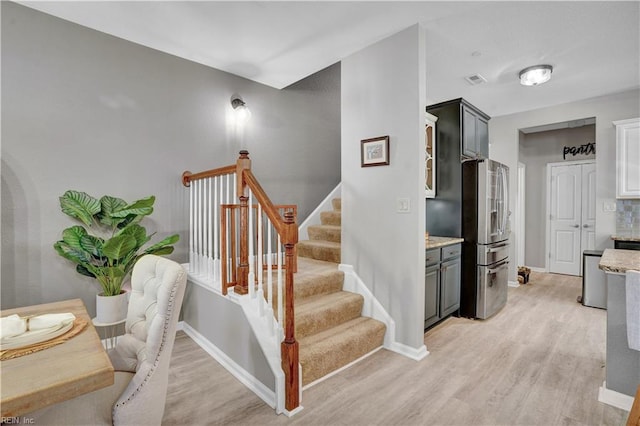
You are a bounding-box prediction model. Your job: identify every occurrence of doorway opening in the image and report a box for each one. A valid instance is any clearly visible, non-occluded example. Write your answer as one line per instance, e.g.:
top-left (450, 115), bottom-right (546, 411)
top-left (517, 117), bottom-right (596, 276)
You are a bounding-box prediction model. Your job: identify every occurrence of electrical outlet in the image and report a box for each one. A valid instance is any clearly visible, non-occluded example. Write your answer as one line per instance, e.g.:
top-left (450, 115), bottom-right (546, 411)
top-left (397, 198), bottom-right (410, 213)
top-left (603, 201), bottom-right (617, 212)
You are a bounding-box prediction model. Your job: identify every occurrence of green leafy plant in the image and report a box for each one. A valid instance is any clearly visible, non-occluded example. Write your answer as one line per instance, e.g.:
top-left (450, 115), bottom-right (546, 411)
top-left (54, 190), bottom-right (179, 296)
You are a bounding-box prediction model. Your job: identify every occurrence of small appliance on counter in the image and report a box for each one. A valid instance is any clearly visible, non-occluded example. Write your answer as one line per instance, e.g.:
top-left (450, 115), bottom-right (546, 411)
top-left (460, 158), bottom-right (510, 319)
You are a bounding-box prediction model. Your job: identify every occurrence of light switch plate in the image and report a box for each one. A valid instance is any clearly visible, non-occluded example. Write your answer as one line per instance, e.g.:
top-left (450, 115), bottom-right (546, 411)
top-left (603, 201), bottom-right (617, 212)
top-left (397, 198), bottom-right (410, 213)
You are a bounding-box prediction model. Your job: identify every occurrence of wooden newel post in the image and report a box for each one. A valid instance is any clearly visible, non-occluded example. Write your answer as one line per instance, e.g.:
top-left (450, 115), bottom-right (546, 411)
top-left (281, 211), bottom-right (300, 411)
top-left (235, 151), bottom-right (251, 295)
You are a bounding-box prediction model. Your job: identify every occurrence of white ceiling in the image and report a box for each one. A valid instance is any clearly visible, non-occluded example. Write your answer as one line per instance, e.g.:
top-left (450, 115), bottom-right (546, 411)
top-left (20, 1), bottom-right (640, 117)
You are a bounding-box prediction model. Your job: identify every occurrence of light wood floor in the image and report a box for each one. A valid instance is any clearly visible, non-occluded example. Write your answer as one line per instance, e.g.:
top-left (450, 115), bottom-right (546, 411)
top-left (163, 272), bottom-right (630, 425)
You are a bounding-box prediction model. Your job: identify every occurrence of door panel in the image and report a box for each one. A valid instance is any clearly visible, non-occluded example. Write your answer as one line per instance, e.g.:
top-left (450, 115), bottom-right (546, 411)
top-left (424, 266), bottom-right (440, 329)
top-left (462, 108), bottom-right (477, 158)
top-left (440, 258), bottom-right (461, 317)
top-left (549, 165), bottom-right (581, 275)
top-left (548, 162), bottom-right (596, 276)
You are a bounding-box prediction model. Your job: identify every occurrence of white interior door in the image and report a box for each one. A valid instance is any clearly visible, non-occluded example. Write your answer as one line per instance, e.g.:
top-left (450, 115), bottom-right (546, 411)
top-left (549, 165), bottom-right (582, 275)
top-left (548, 161), bottom-right (596, 276)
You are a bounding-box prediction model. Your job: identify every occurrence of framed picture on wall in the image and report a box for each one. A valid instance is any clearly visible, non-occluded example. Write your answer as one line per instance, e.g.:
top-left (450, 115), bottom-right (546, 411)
top-left (361, 136), bottom-right (390, 167)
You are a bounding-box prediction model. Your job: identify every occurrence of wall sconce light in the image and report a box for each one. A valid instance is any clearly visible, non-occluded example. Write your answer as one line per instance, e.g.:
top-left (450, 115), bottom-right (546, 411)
top-left (519, 64), bottom-right (553, 86)
top-left (231, 95), bottom-right (251, 123)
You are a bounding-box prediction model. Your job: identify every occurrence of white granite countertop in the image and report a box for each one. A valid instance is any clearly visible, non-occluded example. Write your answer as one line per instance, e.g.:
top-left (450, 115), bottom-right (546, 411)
top-left (425, 236), bottom-right (464, 250)
top-left (599, 248), bottom-right (640, 273)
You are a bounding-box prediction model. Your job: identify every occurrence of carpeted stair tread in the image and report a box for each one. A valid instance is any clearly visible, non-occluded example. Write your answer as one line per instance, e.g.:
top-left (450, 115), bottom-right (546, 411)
top-left (299, 316), bottom-right (386, 386)
top-left (320, 210), bottom-right (341, 226)
top-left (308, 224), bottom-right (341, 243)
top-left (263, 258), bottom-right (343, 303)
top-left (296, 291), bottom-right (364, 339)
top-left (297, 240), bottom-right (341, 263)
top-left (332, 198), bottom-right (341, 211)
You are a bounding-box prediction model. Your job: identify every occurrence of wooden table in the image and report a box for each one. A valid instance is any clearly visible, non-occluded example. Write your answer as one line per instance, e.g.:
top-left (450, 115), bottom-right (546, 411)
top-left (1, 298), bottom-right (114, 417)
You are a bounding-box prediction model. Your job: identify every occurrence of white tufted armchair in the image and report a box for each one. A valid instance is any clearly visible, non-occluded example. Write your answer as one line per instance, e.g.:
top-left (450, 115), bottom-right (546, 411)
top-left (30, 254), bottom-right (187, 425)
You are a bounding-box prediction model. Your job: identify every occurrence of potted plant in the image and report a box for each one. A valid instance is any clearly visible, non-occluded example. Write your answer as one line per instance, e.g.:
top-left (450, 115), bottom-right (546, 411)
top-left (53, 190), bottom-right (179, 322)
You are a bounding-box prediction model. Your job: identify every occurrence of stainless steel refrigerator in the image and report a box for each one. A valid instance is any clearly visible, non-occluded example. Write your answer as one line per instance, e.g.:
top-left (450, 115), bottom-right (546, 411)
top-left (461, 159), bottom-right (510, 319)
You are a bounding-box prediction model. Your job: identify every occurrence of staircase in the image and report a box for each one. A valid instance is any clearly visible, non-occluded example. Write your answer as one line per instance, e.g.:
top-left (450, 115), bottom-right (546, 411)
top-left (294, 198), bottom-right (386, 386)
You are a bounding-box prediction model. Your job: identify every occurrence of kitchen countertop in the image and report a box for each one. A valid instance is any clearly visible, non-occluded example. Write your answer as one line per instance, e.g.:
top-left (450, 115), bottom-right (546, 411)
top-left (598, 248), bottom-right (640, 273)
top-left (425, 236), bottom-right (464, 250)
top-left (611, 235), bottom-right (640, 242)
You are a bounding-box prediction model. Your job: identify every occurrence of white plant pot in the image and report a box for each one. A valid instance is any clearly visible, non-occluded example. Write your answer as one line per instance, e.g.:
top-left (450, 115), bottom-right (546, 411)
top-left (95, 292), bottom-right (128, 324)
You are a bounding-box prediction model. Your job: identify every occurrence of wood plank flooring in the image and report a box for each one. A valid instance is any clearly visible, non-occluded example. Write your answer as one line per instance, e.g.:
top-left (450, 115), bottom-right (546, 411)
top-left (163, 272), bottom-right (630, 425)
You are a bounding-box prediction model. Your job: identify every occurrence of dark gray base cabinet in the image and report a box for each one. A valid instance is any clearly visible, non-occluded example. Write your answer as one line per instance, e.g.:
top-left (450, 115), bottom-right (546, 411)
top-left (425, 244), bottom-right (461, 329)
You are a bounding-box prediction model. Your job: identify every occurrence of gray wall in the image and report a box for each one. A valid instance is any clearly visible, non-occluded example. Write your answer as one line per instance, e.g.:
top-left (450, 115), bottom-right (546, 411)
top-left (519, 125), bottom-right (596, 268)
top-left (490, 89), bottom-right (640, 282)
top-left (1, 2), bottom-right (340, 312)
top-left (342, 25), bottom-right (427, 350)
top-left (182, 283), bottom-right (275, 392)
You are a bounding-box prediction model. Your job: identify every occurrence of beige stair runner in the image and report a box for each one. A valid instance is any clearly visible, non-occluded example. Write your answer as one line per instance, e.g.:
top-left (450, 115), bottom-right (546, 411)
top-left (294, 198), bottom-right (386, 386)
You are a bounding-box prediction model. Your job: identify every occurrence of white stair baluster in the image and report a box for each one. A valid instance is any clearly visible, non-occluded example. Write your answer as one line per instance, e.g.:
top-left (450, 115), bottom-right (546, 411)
top-left (277, 234), bottom-right (284, 341)
top-left (189, 180), bottom-right (194, 273)
top-left (256, 204), bottom-right (264, 316)
top-left (213, 176), bottom-right (220, 288)
top-left (207, 177), bottom-right (213, 281)
top-left (248, 191), bottom-right (255, 298)
top-left (267, 220), bottom-right (274, 334)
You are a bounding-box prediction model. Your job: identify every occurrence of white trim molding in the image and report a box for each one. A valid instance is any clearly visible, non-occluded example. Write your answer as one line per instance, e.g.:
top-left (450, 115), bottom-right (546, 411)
top-left (339, 263), bottom-right (429, 361)
top-left (180, 322), bottom-right (278, 411)
top-left (298, 183), bottom-right (341, 240)
top-left (598, 381), bottom-right (633, 411)
top-left (508, 280), bottom-right (520, 288)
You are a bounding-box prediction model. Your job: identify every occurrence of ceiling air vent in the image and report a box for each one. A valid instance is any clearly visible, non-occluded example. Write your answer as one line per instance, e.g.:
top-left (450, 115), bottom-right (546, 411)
top-left (465, 74), bottom-right (487, 86)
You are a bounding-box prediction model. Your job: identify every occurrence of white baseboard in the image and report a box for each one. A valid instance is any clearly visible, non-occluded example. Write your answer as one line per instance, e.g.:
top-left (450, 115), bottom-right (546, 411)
top-left (180, 321), bottom-right (277, 410)
top-left (528, 266), bottom-right (546, 273)
top-left (388, 341), bottom-right (429, 361)
top-left (508, 280), bottom-right (520, 288)
top-left (598, 381), bottom-right (633, 411)
top-left (339, 263), bottom-right (428, 361)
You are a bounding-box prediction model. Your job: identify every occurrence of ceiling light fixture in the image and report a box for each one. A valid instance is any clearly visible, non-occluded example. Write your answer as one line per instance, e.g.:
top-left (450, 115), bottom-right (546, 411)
top-left (231, 95), bottom-right (251, 122)
top-left (519, 64), bottom-right (553, 86)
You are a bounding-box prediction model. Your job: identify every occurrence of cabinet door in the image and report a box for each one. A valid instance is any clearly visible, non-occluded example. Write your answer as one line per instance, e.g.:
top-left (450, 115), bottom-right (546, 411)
top-left (462, 107), bottom-right (478, 158)
top-left (477, 116), bottom-right (489, 159)
top-left (615, 118), bottom-right (640, 198)
top-left (425, 114), bottom-right (437, 198)
top-left (425, 265), bottom-right (440, 329)
top-left (440, 257), bottom-right (461, 317)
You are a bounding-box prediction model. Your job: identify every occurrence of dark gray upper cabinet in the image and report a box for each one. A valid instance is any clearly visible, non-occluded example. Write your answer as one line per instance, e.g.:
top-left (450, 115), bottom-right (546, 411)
top-left (425, 98), bottom-right (490, 238)
top-left (427, 98), bottom-right (490, 160)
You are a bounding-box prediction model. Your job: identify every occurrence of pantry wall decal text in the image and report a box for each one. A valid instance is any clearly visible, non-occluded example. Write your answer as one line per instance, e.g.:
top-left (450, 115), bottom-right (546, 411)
top-left (563, 141), bottom-right (595, 160)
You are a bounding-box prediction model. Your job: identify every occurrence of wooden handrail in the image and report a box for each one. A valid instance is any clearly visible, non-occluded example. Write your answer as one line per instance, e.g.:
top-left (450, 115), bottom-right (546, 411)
top-left (182, 164), bottom-right (236, 187)
top-left (238, 152), bottom-right (299, 411)
top-left (243, 170), bottom-right (293, 239)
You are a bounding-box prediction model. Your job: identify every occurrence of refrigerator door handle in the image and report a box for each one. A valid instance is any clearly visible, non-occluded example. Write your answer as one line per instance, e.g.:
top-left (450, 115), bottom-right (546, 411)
top-left (487, 243), bottom-right (510, 253)
top-left (503, 167), bottom-right (509, 232)
top-left (487, 260), bottom-right (509, 275)
top-left (500, 166), bottom-right (508, 235)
